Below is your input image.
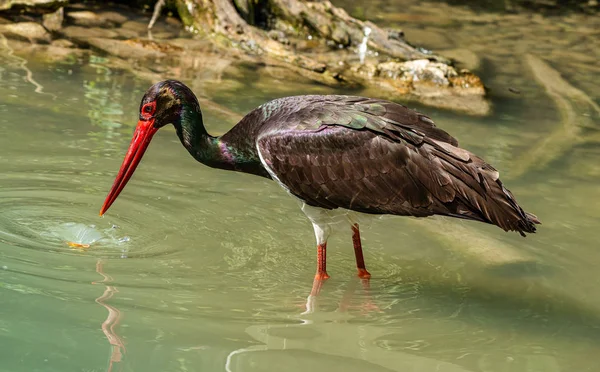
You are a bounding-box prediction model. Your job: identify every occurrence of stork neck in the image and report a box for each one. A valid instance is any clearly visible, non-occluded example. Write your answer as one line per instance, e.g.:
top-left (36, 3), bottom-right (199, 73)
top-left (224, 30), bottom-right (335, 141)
top-left (173, 112), bottom-right (234, 170)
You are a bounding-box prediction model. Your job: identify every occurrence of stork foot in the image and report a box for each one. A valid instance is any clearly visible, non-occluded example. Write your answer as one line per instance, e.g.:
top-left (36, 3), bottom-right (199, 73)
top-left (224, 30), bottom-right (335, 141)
top-left (301, 273), bottom-right (330, 314)
top-left (357, 268), bottom-right (371, 279)
top-left (314, 272), bottom-right (330, 281)
top-left (310, 272), bottom-right (329, 296)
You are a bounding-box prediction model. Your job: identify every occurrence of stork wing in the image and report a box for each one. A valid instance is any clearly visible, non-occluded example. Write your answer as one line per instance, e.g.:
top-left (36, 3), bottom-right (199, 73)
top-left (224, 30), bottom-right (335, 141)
top-left (256, 98), bottom-right (538, 235)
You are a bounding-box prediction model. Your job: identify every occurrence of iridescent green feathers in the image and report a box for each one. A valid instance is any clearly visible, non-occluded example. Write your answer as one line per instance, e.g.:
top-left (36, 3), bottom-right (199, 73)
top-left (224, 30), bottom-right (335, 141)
top-left (144, 80), bottom-right (203, 132)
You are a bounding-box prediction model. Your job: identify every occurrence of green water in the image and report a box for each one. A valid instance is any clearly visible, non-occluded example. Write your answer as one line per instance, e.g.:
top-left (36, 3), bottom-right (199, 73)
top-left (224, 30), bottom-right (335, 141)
top-left (1, 2), bottom-right (600, 372)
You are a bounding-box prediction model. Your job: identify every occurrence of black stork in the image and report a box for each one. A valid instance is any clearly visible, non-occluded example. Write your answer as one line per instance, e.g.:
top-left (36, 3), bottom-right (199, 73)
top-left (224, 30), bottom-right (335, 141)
top-left (100, 80), bottom-right (540, 284)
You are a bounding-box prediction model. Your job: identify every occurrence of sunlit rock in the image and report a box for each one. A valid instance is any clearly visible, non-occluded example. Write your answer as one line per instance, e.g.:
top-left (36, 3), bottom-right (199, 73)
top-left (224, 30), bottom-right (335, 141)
top-left (0, 22), bottom-right (51, 43)
top-left (0, 0), bottom-right (67, 12)
top-left (42, 6), bottom-right (63, 32)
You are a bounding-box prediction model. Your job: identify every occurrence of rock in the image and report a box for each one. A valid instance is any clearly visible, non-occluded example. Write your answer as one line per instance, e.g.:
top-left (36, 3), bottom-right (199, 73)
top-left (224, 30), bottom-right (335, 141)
top-left (128, 38), bottom-right (183, 54)
top-left (96, 11), bottom-right (128, 25)
top-left (121, 20), bottom-right (149, 33)
top-left (331, 22), bottom-right (350, 46)
top-left (0, 22), bottom-right (51, 43)
top-left (42, 6), bottom-right (63, 32)
top-left (38, 44), bottom-right (84, 62)
top-left (51, 38), bottom-right (73, 47)
top-left (66, 10), bottom-right (118, 28)
top-left (168, 37), bottom-right (215, 52)
top-left (267, 29), bottom-right (286, 41)
top-left (113, 27), bottom-right (140, 39)
top-left (0, 35), bottom-right (83, 63)
top-left (60, 26), bottom-right (119, 43)
top-left (0, 0), bottom-right (67, 12)
top-left (369, 59), bottom-right (488, 115)
top-left (86, 38), bottom-right (167, 59)
top-left (378, 59), bottom-right (456, 86)
top-left (3, 37), bottom-right (30, 52)
top-left (164, 16), bottom-right (182, 27)
top-left (149, 30), bottom-right (179, 40)
top-left (352, 62), bottom-right (378, 77)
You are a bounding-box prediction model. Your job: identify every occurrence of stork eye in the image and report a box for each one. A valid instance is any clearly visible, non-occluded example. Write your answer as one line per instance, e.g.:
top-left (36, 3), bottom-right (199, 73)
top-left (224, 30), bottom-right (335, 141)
top-left (141, 102), bottom-right (156, 116)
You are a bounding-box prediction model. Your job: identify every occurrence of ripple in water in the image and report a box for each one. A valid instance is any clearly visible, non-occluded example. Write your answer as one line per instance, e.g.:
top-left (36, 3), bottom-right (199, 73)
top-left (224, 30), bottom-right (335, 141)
top-left (0, 185), bottom-right (183, 258)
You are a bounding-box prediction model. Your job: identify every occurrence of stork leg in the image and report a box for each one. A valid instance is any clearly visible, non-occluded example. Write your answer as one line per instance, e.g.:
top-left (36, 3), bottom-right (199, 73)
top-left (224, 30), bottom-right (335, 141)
top-left (351, 223), bottom-right (371, 279)
top-left (311, 221), bottom-right (331, 286)
top-left (315, 242), bottom-right (330, 280)
top-left (298, 203), bottom-right (334, 314)
top-left (301, 203), bottom-right (332, 283)
top-left (302, 220), bottom-right (331, 314)
top-left (307, 242), bottom-right (329, 295)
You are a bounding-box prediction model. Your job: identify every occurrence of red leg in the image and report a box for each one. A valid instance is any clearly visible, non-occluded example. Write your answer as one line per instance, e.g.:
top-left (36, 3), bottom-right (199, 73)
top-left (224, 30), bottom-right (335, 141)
top-left (309, 243), bottom-right (330, 296)
top-left (351, 224), bottom-right (371, 279)
top-left (315, 242), bottom-right (330, 280)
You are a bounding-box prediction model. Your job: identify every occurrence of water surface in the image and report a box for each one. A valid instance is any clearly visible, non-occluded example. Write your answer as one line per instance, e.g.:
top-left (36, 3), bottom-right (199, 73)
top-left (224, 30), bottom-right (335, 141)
top-left (1, 2), bottom-right (599, 372)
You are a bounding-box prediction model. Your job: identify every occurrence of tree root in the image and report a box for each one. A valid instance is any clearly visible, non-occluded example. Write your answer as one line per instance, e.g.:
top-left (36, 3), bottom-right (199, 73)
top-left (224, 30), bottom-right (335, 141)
top-left (173, 0), bottom-right (489, 115)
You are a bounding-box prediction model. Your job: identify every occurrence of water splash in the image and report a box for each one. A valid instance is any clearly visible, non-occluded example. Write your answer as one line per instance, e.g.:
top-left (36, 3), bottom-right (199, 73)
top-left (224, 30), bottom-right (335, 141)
top-left (358, 26), bottom-right (372, 64)
top-left (41, 222), bottom-right (130, 252)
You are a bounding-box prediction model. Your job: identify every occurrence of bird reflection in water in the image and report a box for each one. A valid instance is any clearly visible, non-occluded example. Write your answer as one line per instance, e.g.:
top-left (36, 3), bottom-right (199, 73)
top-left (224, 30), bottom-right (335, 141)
top-left (226, 277), bottom-right (392, 372)
top-left (92, 260), bottom-right (126, 372)
top-left (304, 273), bottom-right (383, 315)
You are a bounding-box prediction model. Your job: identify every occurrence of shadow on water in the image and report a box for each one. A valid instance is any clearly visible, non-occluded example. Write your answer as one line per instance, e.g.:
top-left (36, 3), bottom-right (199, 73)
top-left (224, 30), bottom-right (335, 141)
top-left (352, 263), bottom-right (600, 364)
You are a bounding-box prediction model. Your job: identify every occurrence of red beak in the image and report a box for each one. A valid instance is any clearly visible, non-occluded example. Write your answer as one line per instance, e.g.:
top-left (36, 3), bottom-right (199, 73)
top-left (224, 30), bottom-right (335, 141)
top-left (99, 119), bottom-right (158, 216)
